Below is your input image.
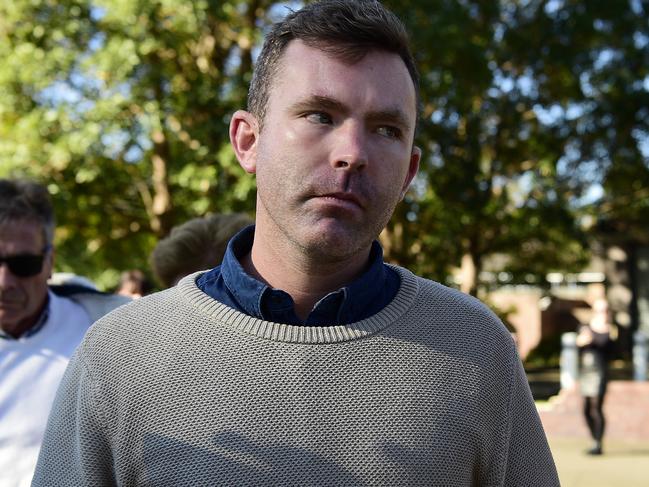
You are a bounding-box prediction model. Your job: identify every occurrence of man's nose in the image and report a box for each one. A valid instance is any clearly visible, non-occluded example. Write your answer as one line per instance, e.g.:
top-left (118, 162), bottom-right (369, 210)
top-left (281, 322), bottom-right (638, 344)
top-left (0, 263), bottom-right (12, 286)
top-left (330, 121), bottom-right (368, 171)
top-left (0, 263), bottom-right (16, 288)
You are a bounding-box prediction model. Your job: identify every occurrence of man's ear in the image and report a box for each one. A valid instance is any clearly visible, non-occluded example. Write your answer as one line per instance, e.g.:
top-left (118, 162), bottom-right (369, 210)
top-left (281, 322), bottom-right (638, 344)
top-left (229, 110), bottom-right (259, 174)
top-left (399, 146), bottom-right (421, 200)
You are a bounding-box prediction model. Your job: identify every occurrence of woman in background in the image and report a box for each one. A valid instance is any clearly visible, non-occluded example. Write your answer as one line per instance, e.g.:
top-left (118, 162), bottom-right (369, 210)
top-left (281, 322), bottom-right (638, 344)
top-left (576, 298), bottom-right (612, 455)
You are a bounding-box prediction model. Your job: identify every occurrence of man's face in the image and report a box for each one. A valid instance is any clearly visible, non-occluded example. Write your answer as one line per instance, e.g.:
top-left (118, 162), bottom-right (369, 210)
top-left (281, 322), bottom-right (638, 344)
top-left (0, 220), bottom-right (52, 337)
top-left (243, 41), bottom-right (420, 263)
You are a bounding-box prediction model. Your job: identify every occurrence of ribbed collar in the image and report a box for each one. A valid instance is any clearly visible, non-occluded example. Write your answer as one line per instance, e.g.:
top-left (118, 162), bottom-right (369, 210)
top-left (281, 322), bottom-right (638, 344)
top-left (180, 265), bottom-right (419, 344)
top-left (213, 225), bottom-right (396, 326)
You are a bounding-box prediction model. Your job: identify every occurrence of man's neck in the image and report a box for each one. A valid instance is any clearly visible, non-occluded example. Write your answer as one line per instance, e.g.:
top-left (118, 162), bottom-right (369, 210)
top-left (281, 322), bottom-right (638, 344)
top-left (243, 231), bottom-right (371, 321)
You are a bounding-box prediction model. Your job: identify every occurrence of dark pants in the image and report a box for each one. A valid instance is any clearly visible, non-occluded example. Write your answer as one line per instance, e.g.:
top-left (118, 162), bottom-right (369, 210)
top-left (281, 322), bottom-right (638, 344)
top-left (583, 395), bottom-right (605, 444)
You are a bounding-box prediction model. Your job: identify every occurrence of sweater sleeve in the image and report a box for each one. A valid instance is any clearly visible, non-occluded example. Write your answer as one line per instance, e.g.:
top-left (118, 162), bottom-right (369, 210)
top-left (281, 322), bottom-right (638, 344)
top-left (31, 349), bottom-right (116, 486)
top-left (501, 352), bottom-right (560, 486)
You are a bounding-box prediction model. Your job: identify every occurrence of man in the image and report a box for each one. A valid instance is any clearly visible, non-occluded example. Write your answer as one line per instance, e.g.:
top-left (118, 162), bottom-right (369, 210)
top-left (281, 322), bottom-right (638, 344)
top-left (150, 213), bottom-right (252, 288)
top-left (0, 179), bottom-right (128, 487)
top-left (34, 1), bottom-right (559, 485)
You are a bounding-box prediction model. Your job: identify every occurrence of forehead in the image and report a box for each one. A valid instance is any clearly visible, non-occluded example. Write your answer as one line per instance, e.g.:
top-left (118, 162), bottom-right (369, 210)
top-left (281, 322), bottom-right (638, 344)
top-left (0, 219), bottom-right (44, 255)
top-left (271, 40), bottom-right (417, 120)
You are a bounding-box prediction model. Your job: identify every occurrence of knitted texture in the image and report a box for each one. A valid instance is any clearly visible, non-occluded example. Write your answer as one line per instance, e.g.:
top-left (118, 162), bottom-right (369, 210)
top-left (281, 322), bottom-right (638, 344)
top-left (33, 267), bottom-right (558, 486)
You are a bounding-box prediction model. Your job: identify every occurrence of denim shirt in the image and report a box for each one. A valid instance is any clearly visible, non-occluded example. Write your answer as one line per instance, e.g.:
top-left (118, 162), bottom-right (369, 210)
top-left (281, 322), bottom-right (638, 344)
top-left (196, 226), bottom-right (400, 326)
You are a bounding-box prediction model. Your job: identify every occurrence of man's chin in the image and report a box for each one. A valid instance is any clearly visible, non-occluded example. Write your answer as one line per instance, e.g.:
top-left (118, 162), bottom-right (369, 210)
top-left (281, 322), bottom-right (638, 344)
top-left (0, 316), bottom-right (20, 333)
top-left (301, 225), bottom-right (373, 262)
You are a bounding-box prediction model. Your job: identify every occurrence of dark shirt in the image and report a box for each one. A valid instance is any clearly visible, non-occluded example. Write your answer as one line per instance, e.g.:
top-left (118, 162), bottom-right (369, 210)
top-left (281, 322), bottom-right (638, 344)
top-left (197, 226), bottom-right (400, 326)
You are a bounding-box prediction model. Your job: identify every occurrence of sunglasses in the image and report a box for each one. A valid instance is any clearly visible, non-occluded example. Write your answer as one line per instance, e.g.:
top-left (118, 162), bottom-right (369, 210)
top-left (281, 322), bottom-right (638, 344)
top-left (0, 246), bottom-right (50, 278)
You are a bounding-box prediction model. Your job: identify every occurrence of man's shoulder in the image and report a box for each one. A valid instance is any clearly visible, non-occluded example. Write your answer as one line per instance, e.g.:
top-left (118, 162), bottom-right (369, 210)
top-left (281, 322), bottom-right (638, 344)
top-left (72, 284), bottom-right (225, 385)
top-left (81, 285), bottom-right (199, 346)
top-left (392, 266), bottom-right (512, 345)
top-left (88, 286), bottom-right (178, 328)
top-left (414, 275), bottom-right (496, 315)
top-left (59, 288), bottom-right (131, 323)
top-left (393, 266), bottom-right (499, 319)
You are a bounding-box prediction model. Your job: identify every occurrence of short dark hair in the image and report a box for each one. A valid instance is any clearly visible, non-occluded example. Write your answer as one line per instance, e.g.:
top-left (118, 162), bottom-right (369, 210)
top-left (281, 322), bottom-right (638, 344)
top-left (150, 213), bottom-right (252, 288)
top-left (0, 179), bottom-right (55, 245)
top-left (248, 0), bottom-right (419, 127)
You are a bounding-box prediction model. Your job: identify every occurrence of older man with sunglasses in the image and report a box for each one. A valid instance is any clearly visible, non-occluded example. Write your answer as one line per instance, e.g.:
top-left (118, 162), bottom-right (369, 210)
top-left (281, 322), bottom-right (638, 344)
top-left (0, 179), bottom-right (128, 487)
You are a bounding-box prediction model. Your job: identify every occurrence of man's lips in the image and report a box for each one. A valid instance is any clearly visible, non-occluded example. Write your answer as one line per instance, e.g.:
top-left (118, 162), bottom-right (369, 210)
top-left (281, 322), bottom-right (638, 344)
top-left (313, 192), bottom-right (364, 210)
top-left (0, 301), bottom-right (24, 311)
top-left (0, 294), bottom-right (25, 308)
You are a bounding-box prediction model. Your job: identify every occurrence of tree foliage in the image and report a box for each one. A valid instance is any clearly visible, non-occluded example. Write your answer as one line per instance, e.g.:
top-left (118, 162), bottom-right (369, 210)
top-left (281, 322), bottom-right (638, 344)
top-left (0, 0), bottom-right (279, 287)
top-left (504, 0), bottom-right (649, 243)
top-left (381, 0), bottom-right (647, 295)
top-left (1, 0), bottom-right (646, 292)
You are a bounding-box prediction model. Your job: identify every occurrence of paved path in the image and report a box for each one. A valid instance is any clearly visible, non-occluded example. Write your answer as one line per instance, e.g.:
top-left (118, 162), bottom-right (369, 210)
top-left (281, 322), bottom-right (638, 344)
top-left (539, 382), bottom-right (649, 440)
top-left (548, 436), bottom-right (649, 487)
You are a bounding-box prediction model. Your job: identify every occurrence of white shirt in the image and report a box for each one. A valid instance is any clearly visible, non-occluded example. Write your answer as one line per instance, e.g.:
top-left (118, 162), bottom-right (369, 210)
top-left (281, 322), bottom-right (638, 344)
top-left (0, 291), bottom-right (92, 487)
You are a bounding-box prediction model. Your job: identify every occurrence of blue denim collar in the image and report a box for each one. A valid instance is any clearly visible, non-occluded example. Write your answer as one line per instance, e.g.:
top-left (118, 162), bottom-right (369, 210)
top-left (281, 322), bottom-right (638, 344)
top-left (198, 225), bottom-right (398, 326)
top-left (220, 226), bottom-right (267, 318)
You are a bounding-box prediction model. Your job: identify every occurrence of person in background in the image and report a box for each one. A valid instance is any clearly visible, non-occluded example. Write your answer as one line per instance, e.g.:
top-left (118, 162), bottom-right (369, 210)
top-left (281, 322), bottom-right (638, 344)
top-left (33, 1), bottom-right (558, 485)
top-left (150, 213), bottom-right (252, 288)
top-left (577, 297), bottom-right (613, 455)
top-left (0, 179), bottom-right (129, 487)
top-left (116, 269), bottom-right (153, 299)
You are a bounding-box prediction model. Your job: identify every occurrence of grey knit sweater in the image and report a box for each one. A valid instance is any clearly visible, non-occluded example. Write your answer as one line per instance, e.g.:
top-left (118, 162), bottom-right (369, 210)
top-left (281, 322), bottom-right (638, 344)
top-left (33, 267), bottom-right (559, 486)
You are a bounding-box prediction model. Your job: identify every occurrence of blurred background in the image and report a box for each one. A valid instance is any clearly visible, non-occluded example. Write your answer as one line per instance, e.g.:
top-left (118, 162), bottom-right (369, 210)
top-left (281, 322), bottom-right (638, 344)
top-left (1, 1), bottom-right (648, 484)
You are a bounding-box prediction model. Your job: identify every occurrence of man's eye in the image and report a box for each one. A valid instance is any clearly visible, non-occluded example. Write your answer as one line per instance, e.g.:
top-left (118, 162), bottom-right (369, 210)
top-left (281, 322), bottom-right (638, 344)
top-left (376, 126), bottom-right (401, 139)
top-left (305, 112), bottom-right (333, 124)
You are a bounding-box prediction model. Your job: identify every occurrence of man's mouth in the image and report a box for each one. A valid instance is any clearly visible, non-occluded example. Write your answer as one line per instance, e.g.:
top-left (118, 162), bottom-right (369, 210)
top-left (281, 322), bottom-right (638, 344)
top-left (0, 305), bottom-right (22, 315)
top-left (0, 297), bottom-right (24, 309)
top-left (315, 192), bottom-right (364, 210)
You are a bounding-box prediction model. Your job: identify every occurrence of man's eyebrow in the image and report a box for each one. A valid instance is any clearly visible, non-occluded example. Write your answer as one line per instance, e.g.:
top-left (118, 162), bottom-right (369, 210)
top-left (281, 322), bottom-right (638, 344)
top-left (365, 109), bottom-right (412, 131)
top-left (288, 95), bottom-right (348, 114)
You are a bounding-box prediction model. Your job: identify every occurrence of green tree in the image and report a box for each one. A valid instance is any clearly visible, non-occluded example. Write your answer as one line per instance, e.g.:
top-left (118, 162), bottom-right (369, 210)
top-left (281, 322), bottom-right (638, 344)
top-left (379, 0), bottom-right (593, 296)
top-left (0, 0), bottom-right (280, 287)
top-left (503, 0), bottom-right (649, 241)
top-left (2, 0), bottom-right (645, 294)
